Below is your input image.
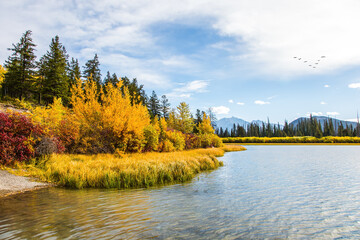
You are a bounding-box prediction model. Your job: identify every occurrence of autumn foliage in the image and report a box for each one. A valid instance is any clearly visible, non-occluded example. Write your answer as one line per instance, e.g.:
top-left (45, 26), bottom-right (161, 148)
top-left (1, 78), bottom-right (223, 165)
top-left (0, 112), bottom-right (42, 165)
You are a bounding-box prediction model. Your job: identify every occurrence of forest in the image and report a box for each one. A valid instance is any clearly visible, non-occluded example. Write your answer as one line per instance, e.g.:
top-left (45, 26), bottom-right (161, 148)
top-left (0, 30), bottom-right (222, 166)
top-left (216, 116), bottom-right (360, 138)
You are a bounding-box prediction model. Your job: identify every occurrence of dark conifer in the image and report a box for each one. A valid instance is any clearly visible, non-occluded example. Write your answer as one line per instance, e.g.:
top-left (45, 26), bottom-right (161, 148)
top-left (38, 35), bottom-right (70, 104)
top-left (160, 95), bottom-right (171, 119)
top-left (83, 53), bottom-right (101, 90)
top-left (3, 30), bottom-right (37, 100)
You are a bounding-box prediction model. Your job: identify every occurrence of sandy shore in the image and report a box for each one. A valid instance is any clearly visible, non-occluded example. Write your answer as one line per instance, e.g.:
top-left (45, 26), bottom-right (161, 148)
top-left (0, 170), bottom-right (50, 198)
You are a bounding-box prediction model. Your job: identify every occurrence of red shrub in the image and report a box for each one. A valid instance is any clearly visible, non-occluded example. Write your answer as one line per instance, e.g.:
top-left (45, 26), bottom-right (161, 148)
top-left (0, 112), bottom-right (43, 165)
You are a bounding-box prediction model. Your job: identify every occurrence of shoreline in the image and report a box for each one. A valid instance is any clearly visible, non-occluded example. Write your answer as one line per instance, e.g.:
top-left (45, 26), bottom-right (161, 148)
top-left (226, 143), bottom-right (360, 145)
top-left (0, 170), bottom-right (51, 198)
top-left (0, 145), bottom-right (246, 196)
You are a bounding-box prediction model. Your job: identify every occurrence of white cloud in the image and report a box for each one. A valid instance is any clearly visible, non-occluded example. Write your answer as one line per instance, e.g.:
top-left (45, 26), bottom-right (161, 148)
top-left (324, 84), bottom-right (330, 88)
top-left (211, 106), bottom-right (230, 115)
top-left (320, 101), bottom-right (326, 105)
top-left (267, 95), bottom-right (277, 100)
top-left (254, 100), bottom-right (270, 105)
top-left (307, 112), bottom-right (323, 116)
top-left (346, 118), bottom-right (358, 122)
top-left (179, 80), bottom-right (209, 93)
top-left (326, 112), bottom-right (340, 116)
top-left (236, 102), bottom-right (245, 105)
top-left (228, 99), bottom-right (234, 103)
top-left (348, 83), bottom-right (360, 88)
top-left (167, 80), bottom-right (209, 99)
top-left (2, 0), bottom-right (360, 78)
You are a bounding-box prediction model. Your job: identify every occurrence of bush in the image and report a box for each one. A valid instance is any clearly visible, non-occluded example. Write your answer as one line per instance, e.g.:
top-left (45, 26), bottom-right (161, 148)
top-left (0, 112), bottom-right (43, 165)
top-left (158, 139), bottom-right (176, 152)
top-left (143, 125), bottom-right (159, 152)
top-left (198, 134), bottom-right (223, 148)
top-left (166, 130), bottom-right (185, 151)
top-left (184, 133), bottom-right (200, 149)
top-left (35, 136), bottom-right (65, 157)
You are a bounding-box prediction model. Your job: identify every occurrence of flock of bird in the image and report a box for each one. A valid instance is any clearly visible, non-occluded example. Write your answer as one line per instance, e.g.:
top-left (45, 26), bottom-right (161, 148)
top-left (293, 56), bottom-right (326, 69)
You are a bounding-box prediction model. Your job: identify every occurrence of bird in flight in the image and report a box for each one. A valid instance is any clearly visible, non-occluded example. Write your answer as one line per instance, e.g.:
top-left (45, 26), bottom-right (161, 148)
top-left (321, 56), bottom-right (326, 58)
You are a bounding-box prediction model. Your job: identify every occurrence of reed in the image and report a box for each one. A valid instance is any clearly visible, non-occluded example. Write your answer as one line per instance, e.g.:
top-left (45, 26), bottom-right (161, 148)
top-left (12, 146), bottom-right (246, 189)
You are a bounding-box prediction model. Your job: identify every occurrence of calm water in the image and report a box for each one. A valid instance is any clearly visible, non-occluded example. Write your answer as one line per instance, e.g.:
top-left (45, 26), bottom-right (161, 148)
top-left (1, 146), bottom-right (360, 239)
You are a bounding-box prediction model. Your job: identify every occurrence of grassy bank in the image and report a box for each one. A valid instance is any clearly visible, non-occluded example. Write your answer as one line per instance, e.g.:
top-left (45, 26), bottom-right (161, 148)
top-left (222, 136), bottom-right (360, 144)
top-left (9, 146), bottom-right (246, 189)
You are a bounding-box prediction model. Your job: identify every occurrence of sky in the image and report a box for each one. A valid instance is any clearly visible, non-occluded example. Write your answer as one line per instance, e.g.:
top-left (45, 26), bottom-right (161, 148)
top-left (1, 0), bottom-right (360, 123)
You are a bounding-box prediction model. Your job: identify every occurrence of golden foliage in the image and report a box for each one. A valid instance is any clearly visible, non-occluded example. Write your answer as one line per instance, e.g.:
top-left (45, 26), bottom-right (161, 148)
top-left (197, 112), bottom-right (214, 134)
top-left (13, 147), bottom-right (245, 189)
top-left (71, 79), bottom-right (150, 153)
top-left (31, 98), bottom-right (68, 136)
top-left (0, 65), bottom-right (5, 87)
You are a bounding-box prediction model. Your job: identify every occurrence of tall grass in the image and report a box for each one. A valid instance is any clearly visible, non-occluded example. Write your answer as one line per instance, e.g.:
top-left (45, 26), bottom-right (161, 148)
top-left (13, 146), bottom-right (246, 189)
top-left (222, 136), bottom-right (360, 144)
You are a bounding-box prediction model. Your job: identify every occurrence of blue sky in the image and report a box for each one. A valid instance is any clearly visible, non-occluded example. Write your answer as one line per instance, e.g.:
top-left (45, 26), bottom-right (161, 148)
top-left (1, 0), bottom-right (360, 123)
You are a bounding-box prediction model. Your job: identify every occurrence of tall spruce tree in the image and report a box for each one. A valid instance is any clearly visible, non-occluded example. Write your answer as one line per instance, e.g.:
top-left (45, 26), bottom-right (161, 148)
top-left (68, 57), bottom-right (81, 86)
top-left (38, 35), bottom-right (69, 104)
top-left (160, 95), bottom-right (171, 119)
top-left (121, 77), bottom-right (146, 105)
top-left (147, 90), bottom-right (161, 118)
top-left (104, 71), bottom-right (119, 87)
top-left (3, 30), bottom-right (37, 100)
top-left (83, 53), bottom-right (101, 89)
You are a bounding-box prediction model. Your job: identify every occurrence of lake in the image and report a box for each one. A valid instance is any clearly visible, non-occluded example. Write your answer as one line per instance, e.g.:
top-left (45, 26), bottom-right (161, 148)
top-left (1, 146), bottom-right (360, 239)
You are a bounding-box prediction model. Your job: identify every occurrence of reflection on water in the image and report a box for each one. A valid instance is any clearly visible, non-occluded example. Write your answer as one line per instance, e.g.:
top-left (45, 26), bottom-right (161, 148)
top-left (1, 146), bottom-right (360, 239)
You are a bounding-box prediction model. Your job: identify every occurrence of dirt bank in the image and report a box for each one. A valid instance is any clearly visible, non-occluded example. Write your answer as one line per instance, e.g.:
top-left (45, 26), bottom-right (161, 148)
top-left (0, 170), bottom-right (50, 198)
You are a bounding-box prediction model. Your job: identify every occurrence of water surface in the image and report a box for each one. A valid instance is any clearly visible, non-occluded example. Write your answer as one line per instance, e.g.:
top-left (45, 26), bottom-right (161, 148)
top-left (1, 146), bottom-right (360, 239)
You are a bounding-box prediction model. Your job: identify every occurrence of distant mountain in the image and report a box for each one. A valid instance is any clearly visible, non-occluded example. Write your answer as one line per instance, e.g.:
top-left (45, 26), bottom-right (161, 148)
top-left (289, 116), bottom-right (358, 130)
top-left (215, 117), bottom-right (249, 131)
top-left (215, 117), bottom-right (281, 130)
top-left (215, 116), bottom-right (359, 132)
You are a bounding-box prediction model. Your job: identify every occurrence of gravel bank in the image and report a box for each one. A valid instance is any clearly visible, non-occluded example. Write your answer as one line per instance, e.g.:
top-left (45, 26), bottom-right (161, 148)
top-left (0, 170), bottom-right (50, 198)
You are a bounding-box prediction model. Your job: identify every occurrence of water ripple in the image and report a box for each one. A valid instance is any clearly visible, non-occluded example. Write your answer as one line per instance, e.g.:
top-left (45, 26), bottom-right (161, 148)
top-left (1, 146), bottom-right (360, 239)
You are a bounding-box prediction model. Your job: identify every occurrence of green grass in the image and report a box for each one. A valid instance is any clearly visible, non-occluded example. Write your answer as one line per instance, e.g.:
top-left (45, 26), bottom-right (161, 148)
top-left (9, 146), bottom-right (246, 189)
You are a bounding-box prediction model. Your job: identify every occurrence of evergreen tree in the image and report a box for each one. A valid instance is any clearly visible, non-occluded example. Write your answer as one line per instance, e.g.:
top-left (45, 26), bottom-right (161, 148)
top-left (83, 53), bottom-right (101, 89)
top-left (223, 128), bottom-right (230, 137)
top-left (160, 95), bottom-right (171, 119)
top-left (231, 123), bottom-right (236, 137)
top-left (314, 122), bottom-right (323, 138)
top-left (38, 35), bottom-right (70, 104)
top-left (147, 90), bottom-right (161, 118)
top-left (219, 127), bottom-right (224, 137)
top-left (104, 71), bottom-right (119, 87)
top-left (194, 109), bottom-right (202, 126)
top-left (68, 57), bottom-right (81, 86)
top-left (283, 120), bottom-right (290, 136)
top-left (3, 30), bottom-right (37, 100)
top-left (121, 77), bottom-right (146, 105)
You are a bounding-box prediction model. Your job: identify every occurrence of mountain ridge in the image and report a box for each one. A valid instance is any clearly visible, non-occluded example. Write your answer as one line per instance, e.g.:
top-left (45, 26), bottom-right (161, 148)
top-left (215, 116), bottom-right (358, 131)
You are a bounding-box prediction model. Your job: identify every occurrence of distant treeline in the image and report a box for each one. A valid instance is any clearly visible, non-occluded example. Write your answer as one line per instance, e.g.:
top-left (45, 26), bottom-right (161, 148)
top-left (222, 136), bottom-right (360, 144)
top-left (216, 116), bottom-right (360, 138)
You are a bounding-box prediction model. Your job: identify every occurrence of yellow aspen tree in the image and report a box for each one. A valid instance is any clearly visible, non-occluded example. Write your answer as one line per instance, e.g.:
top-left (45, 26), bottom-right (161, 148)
top-left (197, 112), bottom-right (214, 134)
